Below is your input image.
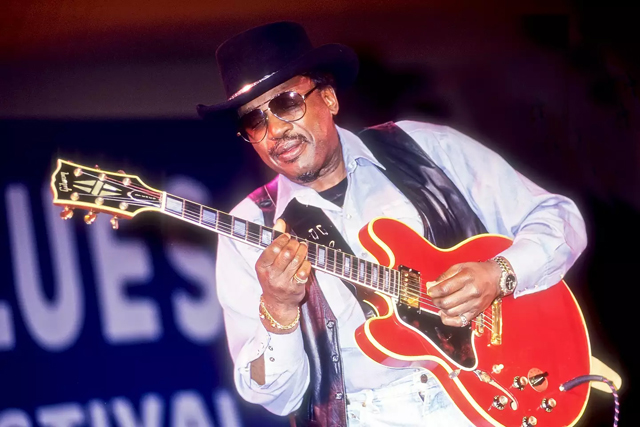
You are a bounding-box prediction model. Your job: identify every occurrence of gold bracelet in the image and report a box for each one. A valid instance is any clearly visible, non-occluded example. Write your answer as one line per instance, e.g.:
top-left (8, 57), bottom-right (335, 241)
top-left (259, 296), bottom-right (300, 330)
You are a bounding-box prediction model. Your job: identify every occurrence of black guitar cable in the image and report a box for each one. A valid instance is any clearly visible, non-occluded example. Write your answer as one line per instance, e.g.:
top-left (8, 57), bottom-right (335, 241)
top-left (560, 375), bottom-right (620, 427)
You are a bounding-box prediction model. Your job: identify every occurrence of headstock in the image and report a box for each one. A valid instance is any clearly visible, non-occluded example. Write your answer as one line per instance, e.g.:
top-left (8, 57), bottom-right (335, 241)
top-left (51, 159), bottom-right (164, 227)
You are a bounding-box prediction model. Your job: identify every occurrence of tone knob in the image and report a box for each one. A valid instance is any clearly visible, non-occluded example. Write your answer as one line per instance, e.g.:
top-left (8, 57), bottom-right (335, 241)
top-left (513, 376), bottom-right (529, 390)
top-left (60, 206), bottom-right (74, 220)
top-left (84, 211), bottom-right (98, 225)
top-left (541, 397), bottom-right (556, 412)
top-left (492, 395), bottom-right (509, 410)
top-left (522, 416), bottom-right (537, 427)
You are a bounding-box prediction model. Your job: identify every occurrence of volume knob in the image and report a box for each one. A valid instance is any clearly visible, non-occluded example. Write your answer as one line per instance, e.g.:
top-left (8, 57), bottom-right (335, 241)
top-left (522, 416), bottom-right (537, 427)
top-left (492, 395), bottom-right (509, 410)
top-left (541, 397), bottom-right (556, 412)
top-left (513, 376), bottom-right (529, 390)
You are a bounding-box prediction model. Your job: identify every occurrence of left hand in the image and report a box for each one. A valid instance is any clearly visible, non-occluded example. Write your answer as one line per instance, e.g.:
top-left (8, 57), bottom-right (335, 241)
top-left (428, 261), bottom-right (502, 327)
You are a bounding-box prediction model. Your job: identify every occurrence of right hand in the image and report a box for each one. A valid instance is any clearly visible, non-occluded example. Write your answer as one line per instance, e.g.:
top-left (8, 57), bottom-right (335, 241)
top-left (255, 219), bottom-right (312, 326)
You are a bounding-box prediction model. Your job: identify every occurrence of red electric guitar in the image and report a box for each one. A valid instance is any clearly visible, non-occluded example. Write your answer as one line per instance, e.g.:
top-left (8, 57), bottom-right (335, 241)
top-left (51, 159), bottom-right (591, 427)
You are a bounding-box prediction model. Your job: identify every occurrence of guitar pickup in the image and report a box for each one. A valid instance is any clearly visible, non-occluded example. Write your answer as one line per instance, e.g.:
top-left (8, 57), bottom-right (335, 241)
top-left (398, 265), bottom-right (421, 310)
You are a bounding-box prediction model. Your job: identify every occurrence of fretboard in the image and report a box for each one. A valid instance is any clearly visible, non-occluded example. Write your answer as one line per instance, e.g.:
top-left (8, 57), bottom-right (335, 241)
top-left (162, 192), bottom-right (401, 298)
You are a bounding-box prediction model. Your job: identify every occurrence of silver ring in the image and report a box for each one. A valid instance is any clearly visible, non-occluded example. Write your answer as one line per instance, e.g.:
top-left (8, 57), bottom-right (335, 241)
top-left (293, 273), bottom-right (308, 284)
top-left (460, 314), bottom-right (469, 327)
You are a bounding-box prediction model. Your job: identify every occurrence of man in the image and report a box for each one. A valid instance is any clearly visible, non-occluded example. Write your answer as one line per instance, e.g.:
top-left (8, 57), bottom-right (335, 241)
top-left (197, 22), bottom-right (586, 426)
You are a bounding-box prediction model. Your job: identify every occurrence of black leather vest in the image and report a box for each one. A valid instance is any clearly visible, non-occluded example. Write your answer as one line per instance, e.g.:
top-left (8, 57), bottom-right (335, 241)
top-left (249, 122), bottom-right (487, 426)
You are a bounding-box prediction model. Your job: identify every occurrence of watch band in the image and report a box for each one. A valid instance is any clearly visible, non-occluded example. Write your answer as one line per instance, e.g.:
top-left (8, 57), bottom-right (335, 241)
top-left (493, 256), bottom-right (517, 297)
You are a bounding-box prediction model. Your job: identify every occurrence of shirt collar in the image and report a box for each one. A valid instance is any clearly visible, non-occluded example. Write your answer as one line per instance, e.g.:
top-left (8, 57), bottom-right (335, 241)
top-left (273, 125), bottom-right (384, 219)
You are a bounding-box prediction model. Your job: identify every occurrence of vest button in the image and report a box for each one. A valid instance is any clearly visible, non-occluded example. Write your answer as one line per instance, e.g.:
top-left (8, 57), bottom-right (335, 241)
top-left (332, 354), bottom-right (340, 362)
top-left (327, 320), bottom-right (335, 328)
top-left (335, 392), bottom-right (343, 400)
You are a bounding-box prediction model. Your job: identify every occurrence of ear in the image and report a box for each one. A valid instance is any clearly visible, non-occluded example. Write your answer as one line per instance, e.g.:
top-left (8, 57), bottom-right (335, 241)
top-left (321, 86), bottom-right (340, 116)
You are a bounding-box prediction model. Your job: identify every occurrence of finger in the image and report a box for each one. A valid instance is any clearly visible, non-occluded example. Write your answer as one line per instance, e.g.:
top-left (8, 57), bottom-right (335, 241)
top-left (273, 218), bottom-right (287, 233)
top-left (441, 309), bottom-right (477, 327)
top-left (272, 238), bottom-right (302, 272)
top-left (293, 260), bottom-right (312, 283)
top-left (432, 277), bottom-right (482, 310)
top-left (428, 265), bottom-right (468, 298)
top-left (256, 232), bottom-right (291, 269)
top-left (440, 298), bottom-right (478, 318)
top-left (284, 240), bottom-right (308, 275)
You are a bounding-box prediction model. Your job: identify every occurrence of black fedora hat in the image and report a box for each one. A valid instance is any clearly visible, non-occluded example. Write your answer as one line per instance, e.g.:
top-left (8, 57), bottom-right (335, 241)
top-left (196, 21), bottom-right (359, 120)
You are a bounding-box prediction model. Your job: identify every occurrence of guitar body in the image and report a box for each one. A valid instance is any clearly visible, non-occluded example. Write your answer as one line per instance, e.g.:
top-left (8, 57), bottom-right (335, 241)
top-left (355, 217), bottom-right (591, 427)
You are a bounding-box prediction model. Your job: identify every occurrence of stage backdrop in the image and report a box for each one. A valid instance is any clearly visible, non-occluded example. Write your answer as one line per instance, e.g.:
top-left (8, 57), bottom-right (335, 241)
top-left (0, 120), bottom-right (288, 427)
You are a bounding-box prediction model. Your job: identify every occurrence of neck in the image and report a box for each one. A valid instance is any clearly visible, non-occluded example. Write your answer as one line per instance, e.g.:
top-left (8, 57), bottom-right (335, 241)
top-left (306, 144), bottom-right (347, 192)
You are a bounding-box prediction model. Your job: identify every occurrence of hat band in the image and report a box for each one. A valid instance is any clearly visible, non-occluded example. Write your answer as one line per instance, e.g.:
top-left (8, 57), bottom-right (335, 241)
top-left (228, 72), bottom-right (277, 100)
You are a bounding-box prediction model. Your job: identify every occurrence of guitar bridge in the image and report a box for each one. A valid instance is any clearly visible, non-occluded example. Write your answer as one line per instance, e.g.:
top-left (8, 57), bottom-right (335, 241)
top-left (398, 265), bottom-right (421, 310)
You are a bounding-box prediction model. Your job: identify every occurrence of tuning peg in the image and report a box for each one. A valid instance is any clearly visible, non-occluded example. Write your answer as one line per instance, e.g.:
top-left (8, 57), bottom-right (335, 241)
top-left (60, 206), bottom-right (74, 220)
top-left (94, 165), bottom-right (100, 169)
top-left (110, 216), bottom-right (119, 230)
top-left (117, 170), bottom-right (125, 174)
top-left (84, 211), bottom-right (98, 225)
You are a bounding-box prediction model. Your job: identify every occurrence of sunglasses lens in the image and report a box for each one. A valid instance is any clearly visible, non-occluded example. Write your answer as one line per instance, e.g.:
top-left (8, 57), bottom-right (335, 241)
top-left (270, 91), bottom-right (306, 121)
top-left (238, 109), bottom-right (267, 142)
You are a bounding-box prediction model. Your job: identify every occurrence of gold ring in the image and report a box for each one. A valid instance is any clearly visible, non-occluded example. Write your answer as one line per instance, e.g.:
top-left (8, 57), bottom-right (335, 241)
top-left (293, 273), bottom-right (308, 284)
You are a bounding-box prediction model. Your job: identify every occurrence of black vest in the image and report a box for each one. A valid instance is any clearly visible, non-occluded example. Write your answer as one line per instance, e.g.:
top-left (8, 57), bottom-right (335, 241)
top-left (249, 122), bottom-right (487, 427)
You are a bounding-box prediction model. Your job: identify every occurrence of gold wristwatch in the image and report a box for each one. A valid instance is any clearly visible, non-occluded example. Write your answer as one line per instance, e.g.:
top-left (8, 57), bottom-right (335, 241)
top-left (493, 256), bottom-right (517, 297)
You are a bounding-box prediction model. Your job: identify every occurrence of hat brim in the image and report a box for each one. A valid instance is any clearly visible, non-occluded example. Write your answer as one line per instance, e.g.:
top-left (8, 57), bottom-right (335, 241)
top-left (196, 43), bottom-right (359, 121)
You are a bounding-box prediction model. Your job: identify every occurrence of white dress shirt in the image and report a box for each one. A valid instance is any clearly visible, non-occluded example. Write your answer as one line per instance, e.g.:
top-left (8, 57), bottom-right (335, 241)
top-left (215, 121), bottom-right (587, 416)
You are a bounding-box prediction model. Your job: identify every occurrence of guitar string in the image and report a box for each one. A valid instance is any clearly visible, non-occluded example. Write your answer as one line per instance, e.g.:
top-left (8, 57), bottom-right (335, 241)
top-left (71, 173), bottom-right (495, 327)
top-left (69, 190), bottom-right (494, 328)
top-left (174, 205), bottom-right (495, 328)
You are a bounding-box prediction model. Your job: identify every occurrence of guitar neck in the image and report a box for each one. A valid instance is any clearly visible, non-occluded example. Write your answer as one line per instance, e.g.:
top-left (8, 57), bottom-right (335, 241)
top-left (161, 192), bottom-right (401, 299)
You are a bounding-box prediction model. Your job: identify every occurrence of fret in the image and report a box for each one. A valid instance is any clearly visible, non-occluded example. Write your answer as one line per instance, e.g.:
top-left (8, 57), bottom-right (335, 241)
top-left (350, 255), bottom-right (358, 282)
top-left (327, 248), bottom-right (336, 273)
top-left (232, 217), bottom-right (248, 240)
top-left (217, 213), bottom-right (233, 236)
top-left (317, 246), bottom-right (326, 268)
top-left (259, 226), bottom-right (273, 247)
top-left (343, 254), bottom-right (351, 278)
top-left (201, 207), bottom-right (218, 229)
top-left (165, 195), bottom-right (184, 216)
top-left (184, 200), bottom-right (200, 220)
top-left (307, 242), bottom-right (318, 265)
top-left (247, 222), bottom-right (261, 245)
top-left (371, 264), bottom-right (378, 290)
top-left (392, 270), bottom-right (398, 296)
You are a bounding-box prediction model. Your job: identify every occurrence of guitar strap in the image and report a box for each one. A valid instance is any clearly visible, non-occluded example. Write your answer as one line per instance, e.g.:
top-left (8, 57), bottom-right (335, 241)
top-left (248, 179), bottom-right (372, 314)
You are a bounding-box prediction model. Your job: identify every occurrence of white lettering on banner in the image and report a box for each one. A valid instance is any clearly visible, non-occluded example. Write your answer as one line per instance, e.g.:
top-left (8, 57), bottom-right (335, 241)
top-left (166, 177), bottom-right (223, 343)
top-left (87, 216), bottom-right (161, 344)
top-left (86, 401), bottom-right (109, 427)
top-left (0, 301), bottom-right (15, 350)
top-left (0, 389), bottom-right (241, 427)
top-left (171, 391), bottom-right (214, 427)
top-left (112, 394), bottom-right (163, 427)
top-left (4, 184), bottom-right (84, 351)
top-left (36, 404), bottom-right (84, 427)
top-left (0, 409), bottom-right (31, 427)
top-left (213, 390), bottom-right (241, 427)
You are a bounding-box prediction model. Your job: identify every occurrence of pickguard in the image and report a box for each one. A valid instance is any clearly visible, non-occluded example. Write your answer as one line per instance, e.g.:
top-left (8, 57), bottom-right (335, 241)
top-left (395, 303), bottom-right (476, 369)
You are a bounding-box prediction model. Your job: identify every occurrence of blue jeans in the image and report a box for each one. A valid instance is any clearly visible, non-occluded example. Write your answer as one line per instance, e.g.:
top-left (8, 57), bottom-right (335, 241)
top-left (346, 371), bottom-right (473, 427)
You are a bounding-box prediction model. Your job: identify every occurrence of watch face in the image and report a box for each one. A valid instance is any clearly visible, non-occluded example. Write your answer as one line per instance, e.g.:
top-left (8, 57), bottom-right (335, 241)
top-left (505, 274), bottom-right (516, 291)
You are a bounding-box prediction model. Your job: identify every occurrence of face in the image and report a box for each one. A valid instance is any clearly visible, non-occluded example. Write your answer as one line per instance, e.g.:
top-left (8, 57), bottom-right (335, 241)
top-left (238, 76), bottom-right (342, 186)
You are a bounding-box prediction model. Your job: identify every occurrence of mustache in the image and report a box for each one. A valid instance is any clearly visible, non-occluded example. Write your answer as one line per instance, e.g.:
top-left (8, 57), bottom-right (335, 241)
top-left (268, 133), bottom-right (310, 157)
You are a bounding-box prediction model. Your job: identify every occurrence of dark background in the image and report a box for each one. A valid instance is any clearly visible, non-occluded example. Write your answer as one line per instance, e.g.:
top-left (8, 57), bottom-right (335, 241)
top-left (1, 1), bottom-right (638, 426)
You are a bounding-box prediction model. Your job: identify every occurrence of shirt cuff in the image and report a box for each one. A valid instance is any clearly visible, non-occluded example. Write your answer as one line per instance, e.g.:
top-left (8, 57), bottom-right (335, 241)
top-left (498, 238), bottom-right (556, 298)
top-left (235, 322), bottom-right (306, 387)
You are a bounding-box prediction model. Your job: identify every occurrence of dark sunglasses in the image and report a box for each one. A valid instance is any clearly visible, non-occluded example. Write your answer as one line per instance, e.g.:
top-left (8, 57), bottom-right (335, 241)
top-left (237, 86), bottom-right (318, 143)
